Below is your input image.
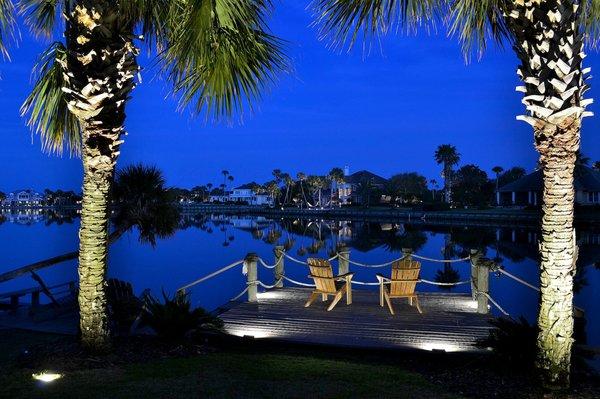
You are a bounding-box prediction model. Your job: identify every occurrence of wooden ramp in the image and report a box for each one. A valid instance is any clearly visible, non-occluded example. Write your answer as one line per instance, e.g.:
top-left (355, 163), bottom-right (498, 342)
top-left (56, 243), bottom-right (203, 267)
top-left (220, 288), bottom-right (494, 352)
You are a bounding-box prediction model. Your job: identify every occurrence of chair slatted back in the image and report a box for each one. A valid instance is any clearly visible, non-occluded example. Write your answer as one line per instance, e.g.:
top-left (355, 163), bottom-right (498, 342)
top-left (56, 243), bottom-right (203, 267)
top-left (390, 259), bottom-right (421, 296)
top-left (307, 258), bottom-right (336, 293)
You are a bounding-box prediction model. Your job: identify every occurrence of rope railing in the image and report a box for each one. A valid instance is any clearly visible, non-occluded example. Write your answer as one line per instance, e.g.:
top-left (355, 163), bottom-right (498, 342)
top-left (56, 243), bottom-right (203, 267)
top-left (258, 258), bottom-right (277, 269)
top-left (177, 259), bottom-right (245, 293)
top-left (411, 254), bottom-right (472, 263)
top-left (258, 278), bottom-right (284, 290)
top-left (282, 275), bottom-right (316, 287)
top-left (282, 252), bottom-right (309, 265)
top-left (496, 268), bottom-right (540, 292)
top-left (337, 254), bottom-right (406, 268)
top-left (419, 279), bottom-right (471, 286)
top-left (229, 286), bottom-right (249, 302)
top-left (478, 292), bottom-right (511, 317)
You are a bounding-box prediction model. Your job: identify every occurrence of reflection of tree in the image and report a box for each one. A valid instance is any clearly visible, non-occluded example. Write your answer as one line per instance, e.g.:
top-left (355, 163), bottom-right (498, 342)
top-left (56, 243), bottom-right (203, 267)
top-left (435, 265), bottom-right (460, 290)
top-left (381, 226), bottom-right (427, 253)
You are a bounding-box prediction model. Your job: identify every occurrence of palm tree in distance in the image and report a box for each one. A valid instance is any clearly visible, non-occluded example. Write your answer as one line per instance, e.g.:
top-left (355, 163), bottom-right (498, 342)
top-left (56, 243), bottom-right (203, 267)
top-left (312, 0), bottom-right (600, 387)
top-left (221, 170), bottom-right (230, 192)
top-left (328, 167), bottom-right (345, 206)
top-left (228, 175), bottom-right (235, 192)
top-left (492, 166), bottom-right (504, 205)
top-left (429, 179), bottom-right (438, 201)
top-left (434, 145), bottom-right (460, 204)
top-left (20, 0), bottom-right (286, 351)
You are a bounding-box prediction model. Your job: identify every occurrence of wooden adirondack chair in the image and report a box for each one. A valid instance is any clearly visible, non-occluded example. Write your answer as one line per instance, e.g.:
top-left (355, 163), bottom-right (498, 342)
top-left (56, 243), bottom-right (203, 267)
top-left (305, 258), bottom-right (354, 311)
top-left (376, 259), bottom-right (422, 315)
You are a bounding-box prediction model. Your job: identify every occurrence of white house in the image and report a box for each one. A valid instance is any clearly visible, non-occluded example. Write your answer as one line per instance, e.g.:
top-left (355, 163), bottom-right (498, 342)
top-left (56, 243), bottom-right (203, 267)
top-left (2, 190), bottom-right (44, 207)
top-left (229, 183), bottom-right (273, 206)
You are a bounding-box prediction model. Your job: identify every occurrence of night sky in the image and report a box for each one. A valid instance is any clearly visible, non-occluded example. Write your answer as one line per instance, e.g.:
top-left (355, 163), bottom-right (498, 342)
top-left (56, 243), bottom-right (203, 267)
top-left (1, 2), bottom-right (599, 192)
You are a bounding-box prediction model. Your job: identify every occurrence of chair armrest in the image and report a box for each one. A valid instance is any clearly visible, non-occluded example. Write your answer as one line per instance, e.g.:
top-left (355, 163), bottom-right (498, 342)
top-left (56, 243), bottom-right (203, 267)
top-left (335, 272), bottom-right (354, 281)
top-left (376, 274), bottom-right (391, 283)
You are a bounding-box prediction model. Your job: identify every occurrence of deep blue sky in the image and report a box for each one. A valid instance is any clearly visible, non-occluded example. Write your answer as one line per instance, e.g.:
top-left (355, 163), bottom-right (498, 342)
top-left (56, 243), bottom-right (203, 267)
top-left (1, 3), bottom-right (599, 192)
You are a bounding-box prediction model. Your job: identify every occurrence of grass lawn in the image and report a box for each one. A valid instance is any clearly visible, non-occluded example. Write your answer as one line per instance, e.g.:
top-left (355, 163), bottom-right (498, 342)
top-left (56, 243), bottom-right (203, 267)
top-left (0, 330), bottom-right (462, 399)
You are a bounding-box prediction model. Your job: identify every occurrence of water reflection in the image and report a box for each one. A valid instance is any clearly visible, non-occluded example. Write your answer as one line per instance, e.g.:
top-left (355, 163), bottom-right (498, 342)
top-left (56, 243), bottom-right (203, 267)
top-left (1, 210), bottom-right (598, 347)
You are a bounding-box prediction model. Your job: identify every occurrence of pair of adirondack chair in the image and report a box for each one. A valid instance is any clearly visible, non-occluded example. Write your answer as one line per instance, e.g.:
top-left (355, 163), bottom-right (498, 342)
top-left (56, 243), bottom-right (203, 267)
top-left (304, 258), bottom-right (422, 314)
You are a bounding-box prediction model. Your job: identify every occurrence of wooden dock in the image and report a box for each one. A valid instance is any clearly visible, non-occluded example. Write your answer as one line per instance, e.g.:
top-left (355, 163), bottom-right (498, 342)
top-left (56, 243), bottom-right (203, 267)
top-left (219, 288), bottom-right (495, 352)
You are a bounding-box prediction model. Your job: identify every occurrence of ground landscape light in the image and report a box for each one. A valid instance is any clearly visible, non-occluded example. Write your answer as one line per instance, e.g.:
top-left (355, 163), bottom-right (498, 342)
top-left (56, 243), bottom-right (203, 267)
top-left (32, 372), bottom-right (63, 383)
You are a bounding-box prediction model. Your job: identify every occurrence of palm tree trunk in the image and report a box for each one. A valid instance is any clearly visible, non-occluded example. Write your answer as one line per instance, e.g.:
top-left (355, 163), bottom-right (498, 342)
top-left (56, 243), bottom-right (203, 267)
top-left (66, 2), bottom-right (138, 351)
top-left (506, 0), bottom-right (589, 387)
top-left (534, 119), bottom-right (579, 388)
top-left (78, 125), bottom-right (116, 350)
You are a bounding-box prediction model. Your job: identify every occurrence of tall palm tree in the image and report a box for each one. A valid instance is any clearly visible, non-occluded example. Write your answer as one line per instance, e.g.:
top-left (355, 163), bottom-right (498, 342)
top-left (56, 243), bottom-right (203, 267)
top-left (227, 175), bottom-right (234, 191)
top-left (429, 178), bottom-right (438, 201)
top-left (221, 170), bottom-right (230, 191)
top-left (492, 166), bottom-right (504, 205)
top-left (313, 0), bottom-right (600, 387)
top-left (434, 144), bottom-right (460, 203)
top-left (21, 0), bottom-right (286, 351)
top-left (328, 167), bottom-right (345, 206)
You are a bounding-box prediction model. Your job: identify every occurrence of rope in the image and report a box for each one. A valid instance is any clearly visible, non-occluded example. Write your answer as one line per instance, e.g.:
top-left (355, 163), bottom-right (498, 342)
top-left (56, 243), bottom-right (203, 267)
top-left (282, 275), bottom-right (316, 287)
top-left (496, 268), bottom-right (540, 292)
top-left (230, 286), bottom-right (249, 302)
top-left (411, 254), bottom-right (471, 263)
top-left (479, 292), bottom-right (511, 317)
top-left (418, 279), bottom-right (471, 286)
top-left (177, 259), bottom-right (245, 292)
top-left (282, 252), bottom-right (309, 265)
top-left (328, 254), bottom-right (339, 262)
top-left (338, 254), bottom-right (406, 268)
top-left (258, 258), bottom-right (277, 269)
top-left (351, 280), bottom-right (380, 286)
top-left (258, 278), bottom-right (283, 289)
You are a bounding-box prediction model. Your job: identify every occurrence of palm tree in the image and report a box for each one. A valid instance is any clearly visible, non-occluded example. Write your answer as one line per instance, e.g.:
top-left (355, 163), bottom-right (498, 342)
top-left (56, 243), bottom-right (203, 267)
top-left (227, 175), bottom-right (235, 191)
top-left (313, 0), bottom-right (600, 387)
top-left (221, 170), bottom-right (230, 192)
top-left (434, 145), bottom-right (460, 204)
top-left (429, 179), bottom-right (438, 201)
top-left (492, 166), bottom-right (504, 205)
top-left (328, 167), bottom-right (345, 206)
top-left (21, 0), bottom-right (286, 351)
top-left (593, 161), bottom-right (600, 171)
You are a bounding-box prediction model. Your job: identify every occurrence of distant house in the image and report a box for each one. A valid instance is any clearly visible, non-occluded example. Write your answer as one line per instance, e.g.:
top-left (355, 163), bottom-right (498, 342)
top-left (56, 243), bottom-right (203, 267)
top-left (229, 183), bottom-right (273, 206)
top-left (208, 183), bottom-right (273, 206)
top-left (333, 167), bottom-right (388, 205)
top-left (2, 190), bottom-right (44, 207)
top-left (498, 165), bottom-right (600, 206)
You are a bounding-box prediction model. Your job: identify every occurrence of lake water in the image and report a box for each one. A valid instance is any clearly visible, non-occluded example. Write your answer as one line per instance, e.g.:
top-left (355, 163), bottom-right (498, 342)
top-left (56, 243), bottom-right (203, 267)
top-left (1, 209), bottom-right (599, 347)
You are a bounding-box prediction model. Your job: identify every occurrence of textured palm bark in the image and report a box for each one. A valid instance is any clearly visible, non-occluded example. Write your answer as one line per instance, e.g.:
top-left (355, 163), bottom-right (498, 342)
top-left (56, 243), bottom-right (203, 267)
top-left (506, 0), bottom-right (589, 387)
top-left (65, 1), bottom-right (138, 350)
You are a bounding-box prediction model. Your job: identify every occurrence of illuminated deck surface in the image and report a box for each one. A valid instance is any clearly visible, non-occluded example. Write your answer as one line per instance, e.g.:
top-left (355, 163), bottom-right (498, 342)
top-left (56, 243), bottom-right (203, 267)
top-left (220, 288), bottom-right (494, 352)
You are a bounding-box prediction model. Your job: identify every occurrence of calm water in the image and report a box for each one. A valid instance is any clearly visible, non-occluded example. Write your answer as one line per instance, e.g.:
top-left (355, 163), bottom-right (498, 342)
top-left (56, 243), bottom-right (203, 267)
top-left (1, 210), bottom-right (599, 347)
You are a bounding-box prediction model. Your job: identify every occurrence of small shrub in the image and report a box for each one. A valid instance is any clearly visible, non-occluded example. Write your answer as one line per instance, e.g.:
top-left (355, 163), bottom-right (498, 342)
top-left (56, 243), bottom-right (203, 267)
top-left (477, 317), bottom-right (537, 368)
top-left (140, 291), bottom-right (223, 341)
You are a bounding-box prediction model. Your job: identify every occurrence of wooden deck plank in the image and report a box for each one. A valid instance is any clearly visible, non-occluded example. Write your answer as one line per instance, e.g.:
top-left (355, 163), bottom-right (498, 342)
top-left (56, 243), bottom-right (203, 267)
top-left (220, 288), bottom-right (494, 352)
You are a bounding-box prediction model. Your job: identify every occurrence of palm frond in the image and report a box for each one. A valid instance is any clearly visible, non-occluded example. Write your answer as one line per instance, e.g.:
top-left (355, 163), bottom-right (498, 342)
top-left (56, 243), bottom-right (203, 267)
top-left (581, 0), bottom-right (600, 48)
top-left (0, 0), bottom-right (16, 58)
top-left (17, 0), bottom-right (62, 37)
top-left (161, 0), bottom-right (288, 120)
top-left (119, 0), bottom-right (171, 47)
top-left (21, 42), bottom-right (81, 156)
top-left (312, 0), bottom-right (442, 50)
top-left (447, 0), bottom-right (509, 60)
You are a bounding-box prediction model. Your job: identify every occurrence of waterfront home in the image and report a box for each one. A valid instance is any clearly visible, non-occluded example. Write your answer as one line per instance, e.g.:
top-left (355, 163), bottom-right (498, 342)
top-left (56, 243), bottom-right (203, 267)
top-left (333, 167), bottom-right (388, 205)
top-left (1, 190), bottom-right (44, 207)
top-left (208, 183), bottom-right (273, 206)
top-left (498, 165), bottom-right (600, 206)
top-left (229, 183), bottom-right (273, 206)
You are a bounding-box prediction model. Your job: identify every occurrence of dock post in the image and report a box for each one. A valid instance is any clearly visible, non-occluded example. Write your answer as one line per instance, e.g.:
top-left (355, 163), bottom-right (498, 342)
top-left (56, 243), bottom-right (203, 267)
top-left (338, 245), bottom-right (350, 275)
top-left (470, 250), bottom-right (489, 314)
top-left (402, 248), bottom-right (413, 261)
top-left (245, 253), bottom-right (259, 303)
top-left (274, 246), bottom-right (285, 288)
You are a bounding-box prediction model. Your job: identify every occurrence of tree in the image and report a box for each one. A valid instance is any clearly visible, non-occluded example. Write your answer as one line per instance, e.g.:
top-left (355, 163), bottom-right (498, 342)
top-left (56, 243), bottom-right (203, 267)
top-left (264, 180), bottom-right (281, 204)
top-left (388, 172), bottom-right (427, 203)
top-left (313, 0), bottom-right (600, 386)
top-left (594, 161), bottom-right (600, 171)
top-left (20, 0), bottom-right (286, 351)
top-left (492, 166), bottom-right (504, 205)
top-left (434, 145), bottom-right (460, 203)
top-left (221, 170), bottom-right (230, 192)
top-left (452, 165), bottom-right (494, 207)
top-left (429, 179), bottom-right (438, 201)
top-left (328, 167), bottom-right (345, 206)
top-left (498, 166), bottom-right (527, 188)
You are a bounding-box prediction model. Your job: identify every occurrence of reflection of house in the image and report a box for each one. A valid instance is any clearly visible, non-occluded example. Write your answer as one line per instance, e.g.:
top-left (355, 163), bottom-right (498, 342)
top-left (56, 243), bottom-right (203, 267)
top-left (2, 190), bottom-right (44, 207)
top-left (333, 167), bottom-right (388, 205)
top-left (498, 165), bottom-right (600, 206)
top-left (209, 183), bottom-right (273, 206)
